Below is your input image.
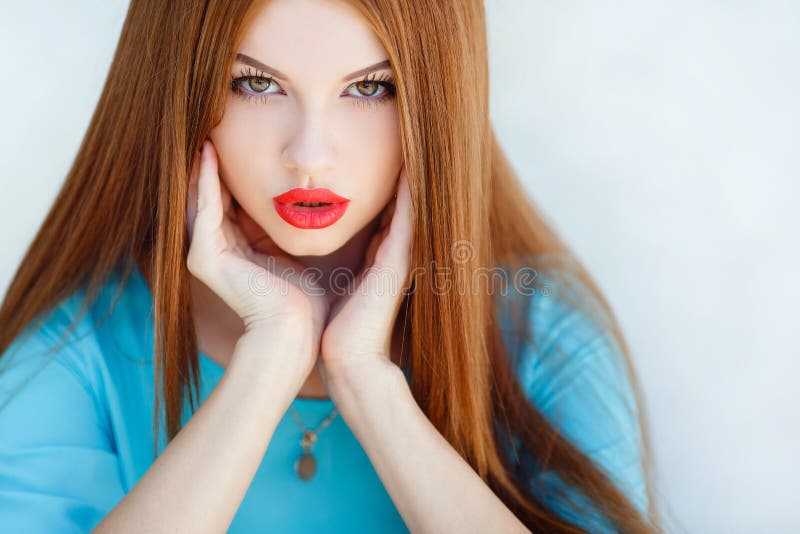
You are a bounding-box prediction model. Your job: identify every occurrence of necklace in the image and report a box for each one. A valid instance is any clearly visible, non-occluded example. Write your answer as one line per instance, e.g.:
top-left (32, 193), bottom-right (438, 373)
top-left (288, 403), bottom-right (338, 481)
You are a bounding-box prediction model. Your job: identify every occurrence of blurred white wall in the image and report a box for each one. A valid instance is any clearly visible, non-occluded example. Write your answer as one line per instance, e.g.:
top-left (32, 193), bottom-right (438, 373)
top-left (487, 2), bottom-right (799, 533)
top-left (1, 1), bottom-right (798, 532)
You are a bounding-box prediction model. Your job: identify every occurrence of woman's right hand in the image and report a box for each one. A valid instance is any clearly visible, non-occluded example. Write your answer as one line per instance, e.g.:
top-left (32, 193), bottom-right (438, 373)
top-left (185, 139), bottom-right (328, 370)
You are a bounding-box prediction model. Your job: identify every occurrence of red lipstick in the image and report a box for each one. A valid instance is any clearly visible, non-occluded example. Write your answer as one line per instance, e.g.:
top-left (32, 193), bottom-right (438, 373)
top-left (272, 187), bottom-right (350, 229)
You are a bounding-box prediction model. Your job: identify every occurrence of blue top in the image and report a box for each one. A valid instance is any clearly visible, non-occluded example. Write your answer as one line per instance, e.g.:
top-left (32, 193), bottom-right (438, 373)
top-left (0, 264), bottom-right (648, 532)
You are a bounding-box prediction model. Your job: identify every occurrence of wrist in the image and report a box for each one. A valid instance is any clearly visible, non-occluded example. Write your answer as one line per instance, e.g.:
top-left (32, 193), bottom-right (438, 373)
top-left (324, 355), bottom-right (402, 392)
top-left (324, 357), bottom-right (411, 429)
top-left (230, 330), bottom-right (315, 392)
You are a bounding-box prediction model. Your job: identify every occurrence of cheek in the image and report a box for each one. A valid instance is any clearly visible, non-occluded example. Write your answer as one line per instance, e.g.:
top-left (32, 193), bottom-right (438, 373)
top-left (208, 107), bottom-right (283, 200)
top-left (340, 108), bottom-right (403, 203)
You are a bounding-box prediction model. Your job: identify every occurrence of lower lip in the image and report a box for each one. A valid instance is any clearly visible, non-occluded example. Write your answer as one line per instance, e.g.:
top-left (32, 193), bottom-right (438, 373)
top-left (272, 200), bottom-right (350, 229)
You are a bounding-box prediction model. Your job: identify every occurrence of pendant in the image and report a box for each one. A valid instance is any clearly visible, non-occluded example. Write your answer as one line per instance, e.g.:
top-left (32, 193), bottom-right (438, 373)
top-left (295, 451), bottom-right (317, 480)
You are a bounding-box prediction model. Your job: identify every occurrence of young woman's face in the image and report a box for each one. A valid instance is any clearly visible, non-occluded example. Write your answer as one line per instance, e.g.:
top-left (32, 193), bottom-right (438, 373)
top-left (209, 0), bottom-right (402, 256)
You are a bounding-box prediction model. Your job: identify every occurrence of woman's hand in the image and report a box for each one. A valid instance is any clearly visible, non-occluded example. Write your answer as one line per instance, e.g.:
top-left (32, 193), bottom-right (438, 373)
top-left (318, 164), bottom-right (414, 386)
top-left (186, 139), bottom-right (329, 370)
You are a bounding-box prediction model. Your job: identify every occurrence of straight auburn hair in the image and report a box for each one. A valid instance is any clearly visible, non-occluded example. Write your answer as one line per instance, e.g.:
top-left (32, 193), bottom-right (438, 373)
top-left (0, 1), bottom-right (661, 532)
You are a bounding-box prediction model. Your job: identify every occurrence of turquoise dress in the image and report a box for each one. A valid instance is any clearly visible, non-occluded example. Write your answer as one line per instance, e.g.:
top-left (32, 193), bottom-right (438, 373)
top-left (0, 264), bottom-right (649, 532)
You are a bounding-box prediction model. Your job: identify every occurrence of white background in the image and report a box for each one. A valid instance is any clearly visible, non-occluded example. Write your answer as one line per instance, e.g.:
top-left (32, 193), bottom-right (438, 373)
top-left (1, 2), bottom-right (798, 532)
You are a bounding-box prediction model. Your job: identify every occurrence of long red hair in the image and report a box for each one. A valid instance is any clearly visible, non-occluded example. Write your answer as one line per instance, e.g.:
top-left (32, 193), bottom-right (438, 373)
top-left (0, 1), bottom-right (661, 531)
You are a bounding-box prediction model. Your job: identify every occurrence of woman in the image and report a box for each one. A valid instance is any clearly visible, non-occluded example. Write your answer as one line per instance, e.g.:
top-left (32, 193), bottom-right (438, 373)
top-left (0, 0), bottom-right (661, 532)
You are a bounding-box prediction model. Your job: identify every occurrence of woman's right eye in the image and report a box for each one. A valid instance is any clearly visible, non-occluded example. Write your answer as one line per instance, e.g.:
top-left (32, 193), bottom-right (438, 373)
top-left (230, 74), bottom-right (283, 104)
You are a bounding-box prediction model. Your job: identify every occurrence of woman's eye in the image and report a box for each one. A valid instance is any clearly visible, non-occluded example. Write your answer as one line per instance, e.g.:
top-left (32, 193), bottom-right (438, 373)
top-left (246, 77), bottom-right (274, 93)
top-left (348, 80), bottom-right (386, 98)
top-left (231, 76), bottom-right (282, 101)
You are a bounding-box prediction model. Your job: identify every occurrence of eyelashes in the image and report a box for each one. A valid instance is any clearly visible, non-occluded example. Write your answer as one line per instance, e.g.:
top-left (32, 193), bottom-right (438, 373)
top-left (230, 65), bottom-right (397, 109)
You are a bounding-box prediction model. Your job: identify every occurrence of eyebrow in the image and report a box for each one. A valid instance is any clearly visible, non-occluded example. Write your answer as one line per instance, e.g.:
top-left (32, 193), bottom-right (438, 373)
top-left (235, 53), bottom-right (392, 83)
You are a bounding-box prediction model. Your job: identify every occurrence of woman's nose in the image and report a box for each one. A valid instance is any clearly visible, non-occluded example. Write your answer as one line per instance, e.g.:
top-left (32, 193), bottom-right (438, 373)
top-left (280, 117), bottom-right (336, 181)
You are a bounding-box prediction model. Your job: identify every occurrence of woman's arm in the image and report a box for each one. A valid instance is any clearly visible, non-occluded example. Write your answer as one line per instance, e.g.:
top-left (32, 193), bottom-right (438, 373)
top-left (94, 331), bottom-right (303, 533)
top-left (327, 360), bottom-right (531, 534)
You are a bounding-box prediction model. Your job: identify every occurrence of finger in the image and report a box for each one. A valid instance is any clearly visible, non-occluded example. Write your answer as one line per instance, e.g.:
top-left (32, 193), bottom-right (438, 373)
top-left (390, 166), bottom-right (412, 240)
top-left (375, 166), bottom-right (413, 270)
top-left (355, 166), bottom-right (413, 325)
top-left (379, 195), bottom-right (396, 230)
top-left (218, 170), bottom-right (235, 222)
top-left (237, 205), bottom-right (284, 257)
top-left (193, 140), bottom-right (223, 240)
top-left (364, 223), bottom-right (389, 269)
top-left (186, 149), bottom-right (201, 242)
top-left (363, 232), bottom-right (379, 271)
top-left (221, 218), bottom-right (251, 257)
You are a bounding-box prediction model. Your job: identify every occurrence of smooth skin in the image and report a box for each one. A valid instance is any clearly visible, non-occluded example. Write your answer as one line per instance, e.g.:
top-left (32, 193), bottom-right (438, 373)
top-left (189, 0), bottom-right (406, 398)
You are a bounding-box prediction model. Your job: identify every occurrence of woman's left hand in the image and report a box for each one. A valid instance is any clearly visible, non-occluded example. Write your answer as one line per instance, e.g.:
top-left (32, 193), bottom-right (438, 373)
top-left (319, 164), bottom-right (414, 388)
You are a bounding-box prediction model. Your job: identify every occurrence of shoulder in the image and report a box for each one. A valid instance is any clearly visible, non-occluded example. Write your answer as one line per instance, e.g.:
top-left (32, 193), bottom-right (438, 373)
top-left (0, 287), bottom-right (107, 434)
top-left (498, 265), bottom-right (649, 525)
top-left (515, 269), bottom-right (638, 420)
top-left (0, 280), bottom-right (126, 530)
top-left (0, 265), bottom-right (154, 444)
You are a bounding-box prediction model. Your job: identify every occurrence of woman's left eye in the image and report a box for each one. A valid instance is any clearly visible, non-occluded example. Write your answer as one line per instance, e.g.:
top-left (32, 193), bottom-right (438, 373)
top-left (347, 79), bottom-right (391, 98)
top-left (230, 67), bottom-right (396, 109)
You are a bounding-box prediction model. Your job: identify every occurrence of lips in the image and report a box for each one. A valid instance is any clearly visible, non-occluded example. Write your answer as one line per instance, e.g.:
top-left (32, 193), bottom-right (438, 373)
top-left (273, 188), bottom-right (349, 205)
top-left (272, 187), bottom-right (350, 229)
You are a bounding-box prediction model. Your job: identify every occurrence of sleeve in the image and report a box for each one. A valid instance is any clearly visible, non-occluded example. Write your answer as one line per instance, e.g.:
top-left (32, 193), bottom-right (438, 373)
top-left (0, 306), bottom-right (125, 532)
top-left (516, 274), bottom-right (649, 532)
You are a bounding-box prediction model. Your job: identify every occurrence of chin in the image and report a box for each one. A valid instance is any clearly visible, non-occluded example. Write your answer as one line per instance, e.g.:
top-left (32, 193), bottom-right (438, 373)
top-left (274, 230), bottom-right (348, 257)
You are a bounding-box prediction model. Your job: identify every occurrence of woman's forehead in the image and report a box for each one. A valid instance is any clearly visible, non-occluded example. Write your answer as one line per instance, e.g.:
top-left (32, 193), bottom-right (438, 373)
top-left (238, 0), bottom-right (388, 84)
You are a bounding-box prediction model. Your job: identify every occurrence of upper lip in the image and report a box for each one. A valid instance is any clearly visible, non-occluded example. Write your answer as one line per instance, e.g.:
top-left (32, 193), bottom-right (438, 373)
top-left (273, 188), bottom-right (350, 204)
